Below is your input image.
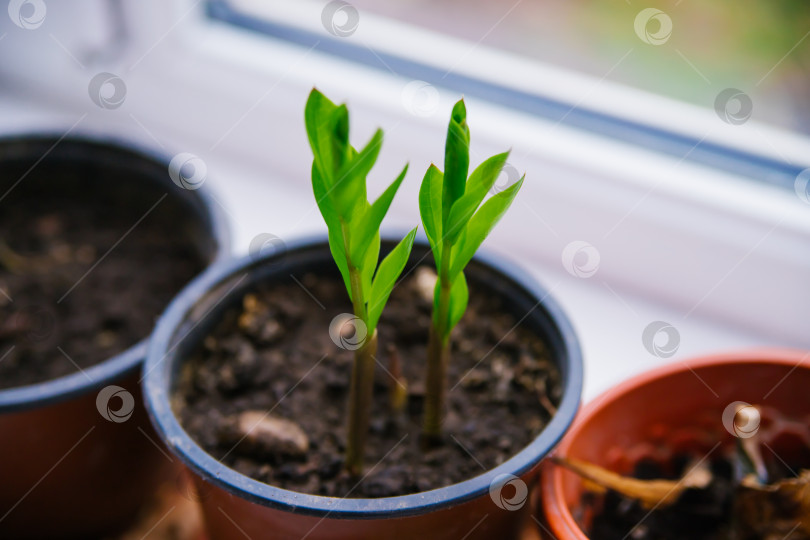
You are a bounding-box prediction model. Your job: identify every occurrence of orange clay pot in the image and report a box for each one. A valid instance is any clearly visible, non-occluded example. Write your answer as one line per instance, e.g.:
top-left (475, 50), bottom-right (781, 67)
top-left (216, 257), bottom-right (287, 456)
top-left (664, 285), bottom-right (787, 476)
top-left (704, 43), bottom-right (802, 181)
top-left (540, 349), bottom-right (810, 539)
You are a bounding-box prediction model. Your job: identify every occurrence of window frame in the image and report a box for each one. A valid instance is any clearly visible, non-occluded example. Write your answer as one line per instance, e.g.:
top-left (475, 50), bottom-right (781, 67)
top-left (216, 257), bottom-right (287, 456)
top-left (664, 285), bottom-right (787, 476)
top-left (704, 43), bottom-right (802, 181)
top-left (210, 0), bottom-right (810, 189)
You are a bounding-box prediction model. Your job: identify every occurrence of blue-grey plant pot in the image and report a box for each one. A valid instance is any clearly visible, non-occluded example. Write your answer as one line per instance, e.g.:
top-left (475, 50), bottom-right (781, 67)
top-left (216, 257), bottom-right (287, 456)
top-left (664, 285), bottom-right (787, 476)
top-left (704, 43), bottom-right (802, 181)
top-left (0, 135), bottom-right (230, 539)
top-left (143, 234), bottom-right (583, 540)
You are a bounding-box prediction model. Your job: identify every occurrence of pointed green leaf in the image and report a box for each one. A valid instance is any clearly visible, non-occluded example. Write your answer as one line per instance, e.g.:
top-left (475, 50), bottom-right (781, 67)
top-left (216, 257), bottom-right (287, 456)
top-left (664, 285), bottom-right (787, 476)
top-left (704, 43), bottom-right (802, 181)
top-left (419, 164), bottom-right (443, 265)
top-left (327, 106), bottom-right (366, 218)
top-left (311, 162), bottom-right (340, 232)
top-left (348, 129), bottom-right (383, 186)
top-left (360, 229), bottom-right (379, 298)
top-left (367, 228), bottom-right (417, 332)
top-left (467, 151), bottom-right (509, 201)
top-left (431, 277), bottom-right (442, 322)
top-left (332, 171), bottom-right (365, 219)
top-left (442, 99), bottom-right (469, 228)
top-left (449, 176), bottom-right (524, 280)
top-left (327, 226), bottom-right (352, 300)
top-left (444, 152), bottom-right (510, 243)
top-left (444, 198), bottom-right (476, 244)
top-left (346, 200), bottom-right (368, 264)
top-left (447, 272), bottom-right (468, 334)
top-left (304, 89), bottom-right (339, 184)
top-left (333, 129), bottom-right (382, 220)
top-left (330, 104), bottom-right (351, 174)
top-left (349, 163), bottom-right (408, 263)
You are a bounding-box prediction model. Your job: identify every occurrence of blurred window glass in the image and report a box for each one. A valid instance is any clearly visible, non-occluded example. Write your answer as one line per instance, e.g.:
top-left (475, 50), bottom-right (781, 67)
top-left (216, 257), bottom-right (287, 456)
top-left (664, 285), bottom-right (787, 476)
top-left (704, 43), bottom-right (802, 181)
top-left (340, 0), bottom-right (810, 134)
top-left (213, 0), bottom-right (810, 135)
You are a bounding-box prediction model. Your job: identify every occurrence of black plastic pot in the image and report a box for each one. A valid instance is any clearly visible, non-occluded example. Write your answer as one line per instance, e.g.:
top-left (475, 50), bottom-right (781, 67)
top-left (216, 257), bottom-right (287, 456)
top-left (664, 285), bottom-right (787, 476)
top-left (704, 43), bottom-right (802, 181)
top-left (144, 235), bottom-right (583, 540)
top-left (0, 135), bottom-right (229, 539)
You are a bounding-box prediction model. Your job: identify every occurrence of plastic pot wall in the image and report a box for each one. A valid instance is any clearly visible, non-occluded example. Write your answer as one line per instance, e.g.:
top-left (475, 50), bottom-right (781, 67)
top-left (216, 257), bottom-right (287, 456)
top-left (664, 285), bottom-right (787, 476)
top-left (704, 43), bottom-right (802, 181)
top-left (144, 236), bottom-right (583, 540)
top-left (0, 136), bottom-right (229, 539)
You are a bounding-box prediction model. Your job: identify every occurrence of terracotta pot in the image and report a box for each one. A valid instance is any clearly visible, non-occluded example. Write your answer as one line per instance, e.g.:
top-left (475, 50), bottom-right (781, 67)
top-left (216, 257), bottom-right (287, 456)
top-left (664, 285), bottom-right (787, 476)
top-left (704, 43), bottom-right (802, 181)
top-left (143, 236), bottom-right (583, 540)
top-left (0, 136), bottom-right (230, 539)
top-left (540, 349), bottom-right (810, 539)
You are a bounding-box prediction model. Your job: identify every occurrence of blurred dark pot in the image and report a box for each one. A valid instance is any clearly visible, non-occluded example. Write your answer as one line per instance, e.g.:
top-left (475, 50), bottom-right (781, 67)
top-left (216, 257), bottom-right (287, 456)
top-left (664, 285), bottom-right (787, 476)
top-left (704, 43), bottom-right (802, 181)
top-left (144, 236), bottom-right (583, 540)
top-left (0, 135), bottom-right (229, 539)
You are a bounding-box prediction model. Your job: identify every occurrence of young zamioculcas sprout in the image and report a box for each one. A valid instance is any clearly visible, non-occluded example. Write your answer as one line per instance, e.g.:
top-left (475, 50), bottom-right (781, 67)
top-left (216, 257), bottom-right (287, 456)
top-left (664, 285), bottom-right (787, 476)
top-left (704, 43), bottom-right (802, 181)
top-left (419, 99), bottom-right (524, 443)
top-left (305, 88), bottom-right (417, 475)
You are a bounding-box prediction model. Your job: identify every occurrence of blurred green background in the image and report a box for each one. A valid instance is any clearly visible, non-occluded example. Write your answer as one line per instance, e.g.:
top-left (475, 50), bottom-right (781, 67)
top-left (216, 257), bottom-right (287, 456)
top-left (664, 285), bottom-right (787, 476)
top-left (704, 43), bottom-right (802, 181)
top-left (350, 0), bottom-right (810, 133)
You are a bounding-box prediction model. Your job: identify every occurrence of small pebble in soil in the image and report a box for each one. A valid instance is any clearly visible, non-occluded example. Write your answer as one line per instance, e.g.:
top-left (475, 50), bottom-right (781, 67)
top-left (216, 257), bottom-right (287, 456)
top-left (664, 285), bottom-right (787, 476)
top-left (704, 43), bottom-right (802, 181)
top-left (221, 411), bottom-right (309, 460)
top-left (413, 266), bottom-right (437, 302)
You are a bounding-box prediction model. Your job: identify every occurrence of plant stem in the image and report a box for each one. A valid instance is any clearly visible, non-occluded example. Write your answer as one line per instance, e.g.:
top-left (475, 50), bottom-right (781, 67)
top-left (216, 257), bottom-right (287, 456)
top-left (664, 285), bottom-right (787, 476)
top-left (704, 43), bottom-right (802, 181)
top-left (423, 240), bottom-right (453, 443)
top-left (347, 265), bottom-right (367, 322)
top-left (342, 220), bottom-right (368, 321)
top-left (345, 328), bottom-right (377, 476)
top-left (387, 344), bottom-right (407, 414)
top-left (342, 224), bottom-right (374, 476)
top-left (423, 322), bottom-right (449, 443)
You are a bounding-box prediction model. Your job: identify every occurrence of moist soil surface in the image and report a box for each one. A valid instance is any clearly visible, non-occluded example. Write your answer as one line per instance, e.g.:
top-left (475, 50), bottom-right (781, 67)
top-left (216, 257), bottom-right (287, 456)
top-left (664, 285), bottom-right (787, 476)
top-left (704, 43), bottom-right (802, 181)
top-left (0, 185), bottom-right (206, 389)
top-left (585, 453), bottom-right (810, 540)
top-left (176, 267), bottom-right (562, 498)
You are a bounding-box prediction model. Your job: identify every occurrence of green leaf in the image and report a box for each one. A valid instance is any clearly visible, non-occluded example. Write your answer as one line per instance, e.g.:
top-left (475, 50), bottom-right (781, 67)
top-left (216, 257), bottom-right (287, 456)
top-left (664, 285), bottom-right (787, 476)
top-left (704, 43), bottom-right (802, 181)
top-left (311, 162), bottom-right (340, 232)
top-left (431, 277), bottom-right (442, 321)
top-left (467, 152), bottom-right (510, 200)
top-left (444, 152), bottom-right (510, 243)
top-left (447, 272), bottom-right (468, 334)
top-left (349, 163), bottom-right (408, 263)
top-left (307, 88), bottom-right (417, 340)
top-left (327, 226), bottom-right (352, 300)
top-left (360, 229), bottom-right (379, 298)
top-left (449, 176), bottom-right (524, 280)
top-left (330, 104), bottom-right (351, 171)
top-left (442, 99), bottom-right (469, 228)
top-left (419, 164), bottom-right (444, 266)
top-left (367, 228), bottom-right (417, 332)
top-left (333, 129), bottom-right (382, 220)
top-left (305, 89), bottom-right (339, 184)
top-left (332, 172), bottom-right (365, 222)
top-left (329, 106), bottom-right (365, 218)
top-left (349, 129), bottom-right (384, 186)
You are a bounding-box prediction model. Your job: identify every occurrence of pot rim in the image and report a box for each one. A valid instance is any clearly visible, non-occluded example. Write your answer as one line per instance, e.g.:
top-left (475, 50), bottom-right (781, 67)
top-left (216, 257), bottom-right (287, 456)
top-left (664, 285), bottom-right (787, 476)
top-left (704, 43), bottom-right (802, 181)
top-left (540, 348), bottom-right (810, 539)
top-left (143, 232), bottom-right (584, 519)
top-left (0, 133), bottom-right (231, 412)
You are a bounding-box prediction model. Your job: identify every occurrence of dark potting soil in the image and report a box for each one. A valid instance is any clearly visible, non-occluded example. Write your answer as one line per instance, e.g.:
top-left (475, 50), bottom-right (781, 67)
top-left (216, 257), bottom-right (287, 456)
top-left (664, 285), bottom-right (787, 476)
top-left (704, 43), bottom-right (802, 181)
top-left (586, 454), bottom-right (810, 540)
top-left (0, 183), bottom-right (206, 389)
top-left (176, 268), bottom-right (562, 498)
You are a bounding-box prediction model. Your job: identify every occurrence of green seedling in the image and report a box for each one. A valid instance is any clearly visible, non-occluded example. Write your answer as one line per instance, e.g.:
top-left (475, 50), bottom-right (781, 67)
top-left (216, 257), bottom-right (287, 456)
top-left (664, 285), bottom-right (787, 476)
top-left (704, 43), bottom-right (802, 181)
top-left (419, 99), bottom-right (524, 442)
top-left (305, 88), bottom-right (417, 476)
